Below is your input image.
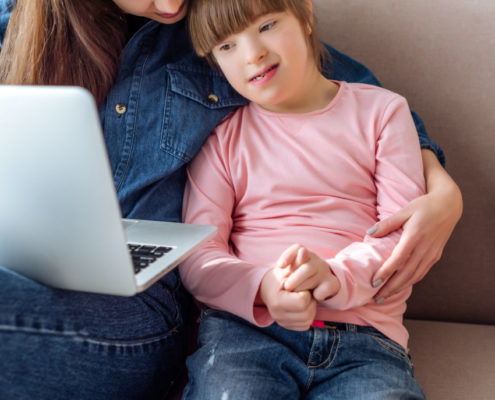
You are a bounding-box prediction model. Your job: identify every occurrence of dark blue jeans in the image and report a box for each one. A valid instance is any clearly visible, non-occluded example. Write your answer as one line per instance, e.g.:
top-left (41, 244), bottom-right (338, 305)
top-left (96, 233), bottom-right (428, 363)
top-left (0, 266), bottom-right (190, 400)
top-left (184, 309), bottom-right (425, 400)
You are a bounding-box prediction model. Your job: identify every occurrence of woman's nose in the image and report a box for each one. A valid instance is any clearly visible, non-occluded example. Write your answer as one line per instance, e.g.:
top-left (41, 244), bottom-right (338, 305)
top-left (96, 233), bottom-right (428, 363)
top-left (153, 0), bottom-right (183, 14)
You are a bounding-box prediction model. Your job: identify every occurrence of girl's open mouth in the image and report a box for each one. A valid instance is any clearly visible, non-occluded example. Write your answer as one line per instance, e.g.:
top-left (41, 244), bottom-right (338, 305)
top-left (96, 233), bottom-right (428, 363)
top-left (250, 64), bottom-right (279, 84)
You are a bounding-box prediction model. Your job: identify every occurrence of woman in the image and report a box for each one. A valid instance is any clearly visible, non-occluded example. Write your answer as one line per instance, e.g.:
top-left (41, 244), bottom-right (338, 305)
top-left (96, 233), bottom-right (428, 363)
top-left (0, 0), bottom-right (462, 399)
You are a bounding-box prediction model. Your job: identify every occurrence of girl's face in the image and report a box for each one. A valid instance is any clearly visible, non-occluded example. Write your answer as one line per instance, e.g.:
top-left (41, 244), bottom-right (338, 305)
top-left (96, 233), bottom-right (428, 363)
top-left (211, 11), bottom-right (321, 114)
top-left (112, 0), bottom-right (188, 24)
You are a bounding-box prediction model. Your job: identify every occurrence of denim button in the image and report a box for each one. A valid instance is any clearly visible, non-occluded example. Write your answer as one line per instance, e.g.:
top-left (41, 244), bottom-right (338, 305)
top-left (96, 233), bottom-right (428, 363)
top-left (207, 94), bottom-right (219, 104)
top-left (115, 103), bottom-right (127, 114)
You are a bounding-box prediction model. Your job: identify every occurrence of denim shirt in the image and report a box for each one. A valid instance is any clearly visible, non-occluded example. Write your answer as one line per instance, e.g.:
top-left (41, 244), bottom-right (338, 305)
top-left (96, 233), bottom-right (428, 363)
top-left (0, 0), bottom-right (12, 42)
top-left (0, 2), bottom-right (445, 223)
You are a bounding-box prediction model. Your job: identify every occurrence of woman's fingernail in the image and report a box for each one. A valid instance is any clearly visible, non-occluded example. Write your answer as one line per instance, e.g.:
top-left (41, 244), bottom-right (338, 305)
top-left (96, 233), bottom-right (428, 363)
top-left (376, 297), bottom-right (385, 305)
top-left (366, 226), bottom-right (377, 235)
top-left (373, 279), bottom-right (383, 288)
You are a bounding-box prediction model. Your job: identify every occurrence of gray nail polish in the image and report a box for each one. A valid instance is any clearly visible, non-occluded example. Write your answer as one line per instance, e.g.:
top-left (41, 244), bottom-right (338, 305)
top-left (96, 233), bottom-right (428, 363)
top-left (376, 297), bottom-right (385, 305)
top-left (366, 226), bottom-right (377, 235)
top-left (373, 279), bottom-right (383, 288)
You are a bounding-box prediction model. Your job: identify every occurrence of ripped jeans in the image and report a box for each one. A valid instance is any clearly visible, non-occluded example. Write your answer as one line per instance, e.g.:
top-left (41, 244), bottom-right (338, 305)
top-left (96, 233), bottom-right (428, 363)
top-left (183, 309), bottom-right (425, 400)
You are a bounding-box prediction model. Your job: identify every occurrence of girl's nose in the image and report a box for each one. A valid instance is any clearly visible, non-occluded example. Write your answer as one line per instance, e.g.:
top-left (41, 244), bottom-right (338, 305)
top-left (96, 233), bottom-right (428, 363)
top-left (245, 41), bottom-right (268, 65)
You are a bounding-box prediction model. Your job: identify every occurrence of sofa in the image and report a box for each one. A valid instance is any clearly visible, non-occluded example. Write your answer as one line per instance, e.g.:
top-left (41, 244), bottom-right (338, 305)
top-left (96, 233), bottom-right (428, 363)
top-left (173, 1), bottom-right (495, 398)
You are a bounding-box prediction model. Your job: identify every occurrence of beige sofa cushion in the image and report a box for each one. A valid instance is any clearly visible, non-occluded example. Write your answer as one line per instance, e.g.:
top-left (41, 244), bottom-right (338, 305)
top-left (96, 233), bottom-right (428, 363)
top-left (405, 320), bottom-right (495, 400)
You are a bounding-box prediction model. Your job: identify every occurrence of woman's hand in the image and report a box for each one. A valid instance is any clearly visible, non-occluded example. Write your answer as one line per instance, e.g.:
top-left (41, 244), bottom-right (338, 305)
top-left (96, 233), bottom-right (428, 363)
top-left (370, 150), bottom-right (463, 303)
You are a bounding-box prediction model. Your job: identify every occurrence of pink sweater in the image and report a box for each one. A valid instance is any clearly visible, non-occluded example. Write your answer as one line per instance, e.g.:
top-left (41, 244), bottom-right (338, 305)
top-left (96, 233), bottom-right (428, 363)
top-left (180, 81), bottom-right (426, 349)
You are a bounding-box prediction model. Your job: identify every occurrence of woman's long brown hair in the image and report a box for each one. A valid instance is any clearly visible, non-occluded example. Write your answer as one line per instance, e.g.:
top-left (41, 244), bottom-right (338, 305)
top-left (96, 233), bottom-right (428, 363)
top-left (0, 0), bottom-right (127, 105)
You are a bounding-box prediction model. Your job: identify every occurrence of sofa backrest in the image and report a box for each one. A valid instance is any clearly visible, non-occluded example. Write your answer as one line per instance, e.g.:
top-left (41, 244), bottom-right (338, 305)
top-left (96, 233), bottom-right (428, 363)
top-left (313, 0), bottom-right (495, 325)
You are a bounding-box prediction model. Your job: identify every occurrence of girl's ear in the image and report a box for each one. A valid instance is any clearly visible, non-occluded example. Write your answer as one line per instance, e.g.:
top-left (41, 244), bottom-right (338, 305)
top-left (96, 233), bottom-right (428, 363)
top-left (305, 23), bottom-right (312, 36)
top-left (304, 0), bottom-right (314, 34)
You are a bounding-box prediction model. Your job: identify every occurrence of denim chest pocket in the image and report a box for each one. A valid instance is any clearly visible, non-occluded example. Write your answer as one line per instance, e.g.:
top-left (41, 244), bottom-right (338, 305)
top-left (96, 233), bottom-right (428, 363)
top-left (161, 67), bottom-right (246, 163)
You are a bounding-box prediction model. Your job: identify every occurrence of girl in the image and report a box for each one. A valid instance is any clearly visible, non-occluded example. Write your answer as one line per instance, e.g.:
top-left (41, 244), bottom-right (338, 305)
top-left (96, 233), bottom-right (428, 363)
top-left (0, 0), bottom-right (460, 398)
top-left (180, 0), bottom-right (431, 398)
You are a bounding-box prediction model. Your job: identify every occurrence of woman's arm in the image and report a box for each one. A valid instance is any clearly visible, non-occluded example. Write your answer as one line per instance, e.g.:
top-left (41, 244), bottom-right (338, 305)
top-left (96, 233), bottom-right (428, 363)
top-left (369, 149), bottom-right (463, 303)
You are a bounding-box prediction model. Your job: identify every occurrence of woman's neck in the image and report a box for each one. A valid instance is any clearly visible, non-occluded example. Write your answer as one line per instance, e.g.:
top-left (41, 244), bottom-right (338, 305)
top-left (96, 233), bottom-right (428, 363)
top-left (125, 15), bottom-right (150, 42)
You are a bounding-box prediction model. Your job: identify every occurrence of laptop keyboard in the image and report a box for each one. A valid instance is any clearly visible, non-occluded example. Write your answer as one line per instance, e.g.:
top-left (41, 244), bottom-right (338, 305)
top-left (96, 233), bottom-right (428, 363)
top-left (128, 244), bottom-right (173, 274)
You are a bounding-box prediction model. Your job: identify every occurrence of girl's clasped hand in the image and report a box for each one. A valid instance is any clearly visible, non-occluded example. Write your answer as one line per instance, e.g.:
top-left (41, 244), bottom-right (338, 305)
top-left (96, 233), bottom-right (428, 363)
top-left (259, 244), bottom-right (341, 331)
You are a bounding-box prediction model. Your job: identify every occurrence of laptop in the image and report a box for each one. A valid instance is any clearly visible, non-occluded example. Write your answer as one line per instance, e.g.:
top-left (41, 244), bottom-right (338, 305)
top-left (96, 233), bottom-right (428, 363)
top-left (0, 85), bottom-right (216, 296)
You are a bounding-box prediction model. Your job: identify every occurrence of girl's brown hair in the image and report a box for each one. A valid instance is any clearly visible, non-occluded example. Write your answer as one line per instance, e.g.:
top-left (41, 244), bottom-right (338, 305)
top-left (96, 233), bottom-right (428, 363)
top-left (0, 0), bottom-right (127, 105)
top-left (188, 0), bottom-right (326, 69)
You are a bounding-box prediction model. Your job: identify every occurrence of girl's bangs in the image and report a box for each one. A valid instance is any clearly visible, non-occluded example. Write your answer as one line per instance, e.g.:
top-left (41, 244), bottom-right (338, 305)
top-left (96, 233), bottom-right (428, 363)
top-left (193, 0), bottom-right (289, 55)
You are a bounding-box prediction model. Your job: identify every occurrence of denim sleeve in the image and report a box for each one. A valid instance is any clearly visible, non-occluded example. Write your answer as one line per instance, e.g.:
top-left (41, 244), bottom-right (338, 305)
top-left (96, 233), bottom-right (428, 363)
top-left (0, 0), bottom-right (15, 49)
top-left (322, 43), bottom-right (446, 166)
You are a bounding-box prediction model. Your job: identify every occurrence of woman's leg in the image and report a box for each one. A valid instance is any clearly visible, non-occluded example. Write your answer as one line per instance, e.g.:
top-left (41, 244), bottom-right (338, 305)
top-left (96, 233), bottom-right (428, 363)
top-left (0, 267), bottom-right (191, 400)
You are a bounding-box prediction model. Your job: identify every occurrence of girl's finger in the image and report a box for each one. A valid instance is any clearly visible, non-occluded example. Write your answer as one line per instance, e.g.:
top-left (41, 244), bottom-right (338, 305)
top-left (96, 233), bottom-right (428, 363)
top-left (276, 243), bottom-right (303, 268)
top-left (283, 263), bottom-right (316, 291)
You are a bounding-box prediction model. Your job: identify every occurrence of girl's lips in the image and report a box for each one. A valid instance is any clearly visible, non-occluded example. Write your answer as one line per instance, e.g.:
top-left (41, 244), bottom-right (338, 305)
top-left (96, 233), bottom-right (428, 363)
top-left (249, 64), bottom-right (279, 86)
top-left (156, 3), bottom-right (185, 19)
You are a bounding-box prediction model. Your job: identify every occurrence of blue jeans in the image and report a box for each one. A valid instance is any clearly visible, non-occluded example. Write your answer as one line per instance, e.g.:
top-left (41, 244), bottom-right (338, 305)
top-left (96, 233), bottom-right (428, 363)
top-left (183, 309), bottom-right (425, 400)
top-left (0, 266), bottom-right (191, 400)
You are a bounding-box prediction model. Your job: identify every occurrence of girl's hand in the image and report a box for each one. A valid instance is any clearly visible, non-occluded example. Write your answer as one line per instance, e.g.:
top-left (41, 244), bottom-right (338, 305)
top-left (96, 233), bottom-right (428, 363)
top-left (369, 150), bottom-right (462, 303)
top-left (277, 244), bottom-right (341, 302)
top-left (258, 265), bottom-right (317, 331)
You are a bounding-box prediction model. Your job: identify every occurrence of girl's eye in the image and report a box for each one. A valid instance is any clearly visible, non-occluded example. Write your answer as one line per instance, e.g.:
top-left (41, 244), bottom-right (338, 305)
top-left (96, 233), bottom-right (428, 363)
top-left (218, 43), bottom-right (234, 51)
top-left (260, 21), bottom-right (276, 32)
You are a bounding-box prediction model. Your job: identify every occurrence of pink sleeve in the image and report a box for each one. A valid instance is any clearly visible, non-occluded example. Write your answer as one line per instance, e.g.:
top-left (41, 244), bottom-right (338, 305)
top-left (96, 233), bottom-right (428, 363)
top-left (179, 131), bottom-right (272, 327)
top-left (322, 96), bottom-right (426, 310)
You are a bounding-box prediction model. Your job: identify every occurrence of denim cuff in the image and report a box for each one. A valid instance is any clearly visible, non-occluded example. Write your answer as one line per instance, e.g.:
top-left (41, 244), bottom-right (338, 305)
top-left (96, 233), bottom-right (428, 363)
top-left (412, 111), bottom-right (446, 167)
top-left (419, 139), bottom-right (446, 167)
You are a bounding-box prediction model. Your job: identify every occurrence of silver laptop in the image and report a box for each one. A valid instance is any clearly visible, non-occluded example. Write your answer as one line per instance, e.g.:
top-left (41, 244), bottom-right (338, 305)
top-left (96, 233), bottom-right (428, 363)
top-left (0, 85), bottom-right (216, 296)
